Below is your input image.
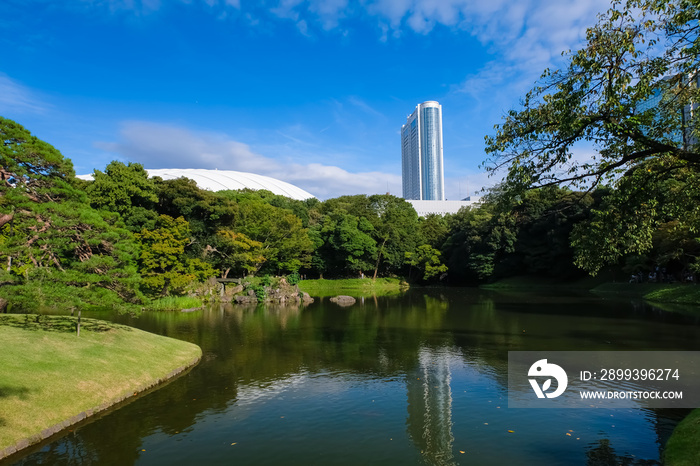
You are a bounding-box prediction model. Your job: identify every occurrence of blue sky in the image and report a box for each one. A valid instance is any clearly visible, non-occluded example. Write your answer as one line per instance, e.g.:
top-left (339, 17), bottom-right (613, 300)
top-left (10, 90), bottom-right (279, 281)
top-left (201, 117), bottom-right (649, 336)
top-left (1, 0), bottom-right (610, 199)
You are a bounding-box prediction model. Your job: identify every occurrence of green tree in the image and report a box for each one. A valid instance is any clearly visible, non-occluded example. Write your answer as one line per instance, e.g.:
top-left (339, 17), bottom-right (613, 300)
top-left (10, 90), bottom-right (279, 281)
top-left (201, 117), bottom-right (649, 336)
top-left (86, 161), bottom-right (159, 232)
top-left (310, 212), bottom-right (377, 277)
top-left (156, 177), bottom-right (238, 253)
top-left (507, 187), bottom-right (594, 279)
top-left (405, 244), bottom-right (448, 282)
top-left (310, 194), bottom-right (421, 278)
top-left (442, 203), bottom-right (517, 282)
top-left (233, 199), bottom-right (312, 275)
top-left (136, 215), bottom-right (214, 296)
top-left (419, 213), bottom-right (450, 250)
top-left (207, 229), bottom-right (266, 278)
top-left (221, 188), bottom-right (317, 227)
top-left (367, 194), bottom-right (420, 279)
top-left (484, 0), bottom-right (700, 274)
top-left (0, 117), bottom-right (142, 311)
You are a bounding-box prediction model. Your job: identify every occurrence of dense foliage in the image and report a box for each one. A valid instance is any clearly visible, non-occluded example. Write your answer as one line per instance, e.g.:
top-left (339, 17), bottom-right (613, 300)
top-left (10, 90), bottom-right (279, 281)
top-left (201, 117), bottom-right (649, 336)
top-left (3, 0), bottom-right (699, 315)
top-left (0, 117), bottom-right (143, 312)
top-left (484, 0), bottom-right (699, 275)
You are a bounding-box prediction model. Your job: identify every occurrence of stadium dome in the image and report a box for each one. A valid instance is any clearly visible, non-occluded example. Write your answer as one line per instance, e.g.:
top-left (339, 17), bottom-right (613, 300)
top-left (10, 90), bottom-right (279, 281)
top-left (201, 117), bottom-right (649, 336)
top-left (80, 168), bottom-right (316, 201)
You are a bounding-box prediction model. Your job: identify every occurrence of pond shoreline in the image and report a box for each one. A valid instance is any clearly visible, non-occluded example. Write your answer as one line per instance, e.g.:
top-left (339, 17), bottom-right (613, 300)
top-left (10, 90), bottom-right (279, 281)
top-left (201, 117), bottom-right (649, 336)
top-left (0, 315), bottom-right (202, 461)
top-left (7, 290), bottom-right (700, 465)
top-left (480, 276), bottom-right (700, 306)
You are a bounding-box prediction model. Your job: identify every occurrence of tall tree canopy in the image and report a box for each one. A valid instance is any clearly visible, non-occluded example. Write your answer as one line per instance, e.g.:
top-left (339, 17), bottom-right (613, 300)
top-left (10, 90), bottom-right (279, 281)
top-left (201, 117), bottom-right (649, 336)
top-left (136, 215), bottom-right (214, 296)
top-left (86, 161), bottom-right (159, 232)
top-left (0, 118), bottom-right (142, 310)
top-left (484, 0), bottom-right (700, 274)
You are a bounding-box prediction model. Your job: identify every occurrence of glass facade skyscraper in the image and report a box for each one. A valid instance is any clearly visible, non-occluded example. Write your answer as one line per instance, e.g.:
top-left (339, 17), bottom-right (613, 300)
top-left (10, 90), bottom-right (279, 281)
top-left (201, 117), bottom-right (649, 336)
top-left (401, 101), bottom-right (445, 200)
top-left (635, 73), bottom-right (699, 150)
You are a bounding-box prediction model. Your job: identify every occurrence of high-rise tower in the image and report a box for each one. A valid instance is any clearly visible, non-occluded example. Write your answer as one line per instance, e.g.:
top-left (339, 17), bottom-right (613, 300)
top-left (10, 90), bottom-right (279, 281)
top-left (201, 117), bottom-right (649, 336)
top-left (401, 101), bottom-right (445, 201)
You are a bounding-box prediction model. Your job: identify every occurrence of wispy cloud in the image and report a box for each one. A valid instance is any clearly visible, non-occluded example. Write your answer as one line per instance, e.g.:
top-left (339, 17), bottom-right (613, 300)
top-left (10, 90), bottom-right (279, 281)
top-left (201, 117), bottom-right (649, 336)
top-left (95, 121), bottom-right (403, 199)
top-left (0, 74), bottom-right (49, 115)
top-left (454, 0), bottom-right (610, 94)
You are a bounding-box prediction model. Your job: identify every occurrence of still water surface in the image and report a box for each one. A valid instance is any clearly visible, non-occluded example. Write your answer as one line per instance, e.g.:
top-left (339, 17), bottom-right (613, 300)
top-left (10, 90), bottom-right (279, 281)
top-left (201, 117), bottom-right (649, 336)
top-left (7, 289), bottom-right (700, 465)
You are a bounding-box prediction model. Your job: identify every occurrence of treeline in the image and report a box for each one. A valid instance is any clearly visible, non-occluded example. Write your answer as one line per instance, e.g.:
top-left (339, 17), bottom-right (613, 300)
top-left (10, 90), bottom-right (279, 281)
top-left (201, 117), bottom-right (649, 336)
top-left (2, 117), bottom-right (697, 312)
top-left (0, 118), bottom-right (447, 312)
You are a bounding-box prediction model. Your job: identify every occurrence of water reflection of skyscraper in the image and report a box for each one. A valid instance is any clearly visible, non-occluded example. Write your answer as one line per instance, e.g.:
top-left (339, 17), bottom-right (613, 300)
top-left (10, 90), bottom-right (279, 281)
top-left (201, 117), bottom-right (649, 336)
top-left (406, 346), bottom-right (455, 466)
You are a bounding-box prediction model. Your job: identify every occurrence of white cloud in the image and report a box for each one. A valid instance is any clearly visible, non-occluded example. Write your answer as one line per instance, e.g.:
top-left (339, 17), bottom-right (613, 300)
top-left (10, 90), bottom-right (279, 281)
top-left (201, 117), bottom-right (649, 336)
top-left (70, 0), bottom-right (611, 66)
top-left (0, 74), bottom-right (49, 115)
top-left (454, 0), bottom-right (610, 86)
top-left (96, 121), bottom-right (404, 199)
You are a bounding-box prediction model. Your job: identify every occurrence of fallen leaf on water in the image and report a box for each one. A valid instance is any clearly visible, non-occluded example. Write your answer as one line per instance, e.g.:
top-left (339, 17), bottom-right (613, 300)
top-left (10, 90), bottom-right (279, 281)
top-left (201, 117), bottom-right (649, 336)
top-left (460, 451), bottom-right (466, 454)
top-left (231, 443), bottom-right (237, 446)
top-left (508, 430), bottom-right (514, 433)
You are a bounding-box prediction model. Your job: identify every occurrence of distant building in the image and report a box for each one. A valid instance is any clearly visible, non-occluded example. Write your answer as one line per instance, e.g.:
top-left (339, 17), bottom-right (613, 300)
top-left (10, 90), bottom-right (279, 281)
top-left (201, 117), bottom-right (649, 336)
top-left (407, 198), bottom-right (481, 217)
top-left (636, 73), bottom-right (699, 150)
top-left (401, 101), bottom-right (445, 201)
top-left (682, 72), bottom-right (699, 149)
top-left (78, 168), bottom-right (316, 201)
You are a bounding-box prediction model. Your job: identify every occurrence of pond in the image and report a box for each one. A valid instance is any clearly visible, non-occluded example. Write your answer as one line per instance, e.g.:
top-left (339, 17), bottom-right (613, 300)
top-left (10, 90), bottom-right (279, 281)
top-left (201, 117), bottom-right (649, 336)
top-left (6, 288), bottom-right (700, 465)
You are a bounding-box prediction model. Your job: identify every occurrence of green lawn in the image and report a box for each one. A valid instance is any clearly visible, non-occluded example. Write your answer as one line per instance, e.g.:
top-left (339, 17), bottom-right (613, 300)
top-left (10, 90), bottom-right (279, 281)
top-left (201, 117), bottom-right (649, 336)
top-left (0, 314), bottom-right (201, 458)
top-left (481, 276), bottom-right (700, 306)
top-left (665, 408), bottom-right (700, 465)
top-left (592, 282), bottom-right (700, 305)
top-left (297, 277), bottom-right (409, 297)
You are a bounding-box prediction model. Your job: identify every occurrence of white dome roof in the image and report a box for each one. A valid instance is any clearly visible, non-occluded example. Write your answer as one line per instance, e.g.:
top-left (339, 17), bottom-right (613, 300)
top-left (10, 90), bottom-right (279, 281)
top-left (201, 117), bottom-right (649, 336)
top-left (79, 168), bottom-right (316, 201)
top-left (146, 169), bottom-right (315, 200)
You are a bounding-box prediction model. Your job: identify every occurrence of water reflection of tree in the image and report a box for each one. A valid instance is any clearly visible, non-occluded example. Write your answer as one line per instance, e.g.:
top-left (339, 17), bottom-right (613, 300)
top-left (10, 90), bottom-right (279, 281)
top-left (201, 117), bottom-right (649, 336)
top-left (11, 295), bottom-right (453, 464)
top-left (585, 439), bottom-right (660, 466)
top-left (15, 290), bottom-right (696, 464)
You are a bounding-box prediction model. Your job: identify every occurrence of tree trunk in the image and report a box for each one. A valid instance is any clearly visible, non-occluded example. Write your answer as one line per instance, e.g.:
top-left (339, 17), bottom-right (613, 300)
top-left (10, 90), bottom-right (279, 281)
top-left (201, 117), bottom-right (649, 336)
top-left (373, 239), bottom-right (387, 280)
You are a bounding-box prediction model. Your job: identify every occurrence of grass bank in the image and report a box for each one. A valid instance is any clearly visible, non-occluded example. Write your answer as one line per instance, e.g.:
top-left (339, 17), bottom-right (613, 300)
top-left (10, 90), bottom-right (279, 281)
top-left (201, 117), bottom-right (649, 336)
top-left (592, 282), bottom-right (700, 305)
top-left (297, 277), bottom-right (409, 297)
top-left (0, 314), bottom-right (201, 459)
top-left (664, 408), bottom-right (700, 465)
top-left (481, 276), bottom-right (700, 306)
